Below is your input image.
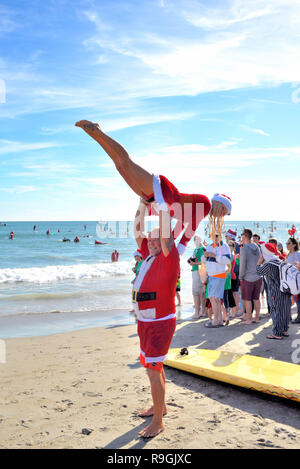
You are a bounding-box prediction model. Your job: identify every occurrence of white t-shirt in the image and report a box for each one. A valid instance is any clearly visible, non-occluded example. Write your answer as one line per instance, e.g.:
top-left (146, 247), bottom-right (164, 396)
top-left (286, 251), bottom-right (300, 265)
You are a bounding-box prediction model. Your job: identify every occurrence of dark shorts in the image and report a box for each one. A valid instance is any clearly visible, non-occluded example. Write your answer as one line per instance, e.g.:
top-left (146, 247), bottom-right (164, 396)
top-left (241, 278), bottom-right (263, 301)
top-left (231, 278), bottom-right (240, 292)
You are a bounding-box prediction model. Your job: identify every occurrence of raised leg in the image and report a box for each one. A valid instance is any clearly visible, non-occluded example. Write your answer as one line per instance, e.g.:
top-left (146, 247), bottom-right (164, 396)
top-left (75, 120), bottom-right (153, 198)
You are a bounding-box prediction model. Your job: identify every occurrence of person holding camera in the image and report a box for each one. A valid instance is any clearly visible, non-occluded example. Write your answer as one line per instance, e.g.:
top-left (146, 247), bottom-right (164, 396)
top-left (202, 233), bottom-right (231, 327)
top-left (188, 235), bottom-right (206, 319)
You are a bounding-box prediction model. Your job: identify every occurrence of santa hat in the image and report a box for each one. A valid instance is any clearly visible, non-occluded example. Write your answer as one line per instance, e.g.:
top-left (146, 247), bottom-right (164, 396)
top-left (133, 249), bottom-right (143, 259)
top-left (225, 229), bottom-right (237, 240)
top-left (211, 193), bottom-right (232, 215)
top-left (261, 242), bottom-right (279, 261)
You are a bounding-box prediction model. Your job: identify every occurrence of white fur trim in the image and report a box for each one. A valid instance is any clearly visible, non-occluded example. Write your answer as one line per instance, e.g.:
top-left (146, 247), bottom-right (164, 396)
top-left (138, 312), bottom-right (176, 323)
top-left (137, 308), bottom-right (156, 321)
top-left (133, 255), bottom-right (155, 290)
top-left (145, 354), bottom-right (168, 363)
top-left (177, 243), bottom-right (186, 255)
top-left (211, 193), bottom-right (231, 215)
top-left (133, 250), bottom-right (143, 258)
top-left (152, 174), bottom-right (168, 212)
top-left (140, 349), bottom-right (168, 363)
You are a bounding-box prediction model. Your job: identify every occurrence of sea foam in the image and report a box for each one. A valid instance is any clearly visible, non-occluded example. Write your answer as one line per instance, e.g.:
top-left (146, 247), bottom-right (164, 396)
top-left (0, 261), bottom-right (132, 285)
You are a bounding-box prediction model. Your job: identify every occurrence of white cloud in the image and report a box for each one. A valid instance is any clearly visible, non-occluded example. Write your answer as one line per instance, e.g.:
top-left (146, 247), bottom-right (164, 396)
top-left (182, 1), bottom-right (276, 30)
top-left (81, 0), bottom-right (300, 99)
top-left (0, 5), bottom-right (17, 34)
top-left (128, 142), bottom-right (300, 200)
top-left (2, 0), bottom-right (300, 119)
top-left (102, 111), bottom-right (196, 132)
top-left (240, 125), bottom-right (270, 136)
top-left (68, 141), bottom-right (300, 221)
top-left (0, 185), bottom-right (38, 194)
top-left (0, 140), bottom-right (62, 155)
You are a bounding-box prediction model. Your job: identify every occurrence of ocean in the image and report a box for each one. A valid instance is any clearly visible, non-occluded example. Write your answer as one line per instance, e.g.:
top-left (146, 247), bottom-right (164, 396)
top-left (0, 219), bottom-right (299, 338)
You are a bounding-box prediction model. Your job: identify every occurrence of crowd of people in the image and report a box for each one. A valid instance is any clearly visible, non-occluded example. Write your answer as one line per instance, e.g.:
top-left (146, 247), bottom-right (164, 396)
top-left (183, 229), bottom-right (300, 339)
top-left (131, 227), bottom-right (300, 340)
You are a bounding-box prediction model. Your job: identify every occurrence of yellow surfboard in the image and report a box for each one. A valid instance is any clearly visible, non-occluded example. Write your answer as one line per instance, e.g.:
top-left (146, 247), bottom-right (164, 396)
top-left (164, 348), bottom-right (300, 402)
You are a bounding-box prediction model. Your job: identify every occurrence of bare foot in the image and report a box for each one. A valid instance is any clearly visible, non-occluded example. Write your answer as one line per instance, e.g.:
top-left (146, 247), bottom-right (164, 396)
top-left (138, 405), bottom-right (167, 417)
top-left (240, 320), bottom-right (252, 325)
top-left (138, 421), bottom-right (164, 438)
top-left (75, 120), bottom-right (101, 134)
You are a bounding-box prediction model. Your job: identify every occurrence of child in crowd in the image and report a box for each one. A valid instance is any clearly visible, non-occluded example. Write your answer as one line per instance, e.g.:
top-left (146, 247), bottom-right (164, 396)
top-left (130, 249), bottom-right (143, 318)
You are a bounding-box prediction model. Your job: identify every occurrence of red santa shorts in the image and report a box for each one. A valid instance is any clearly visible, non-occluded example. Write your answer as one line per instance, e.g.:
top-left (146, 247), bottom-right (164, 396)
top-left (138, 317), bottom-right (176, 373)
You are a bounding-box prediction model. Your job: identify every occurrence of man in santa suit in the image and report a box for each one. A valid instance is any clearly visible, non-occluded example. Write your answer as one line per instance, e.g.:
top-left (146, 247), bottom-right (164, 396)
top-left (131, 198), bottom-right (179, 438)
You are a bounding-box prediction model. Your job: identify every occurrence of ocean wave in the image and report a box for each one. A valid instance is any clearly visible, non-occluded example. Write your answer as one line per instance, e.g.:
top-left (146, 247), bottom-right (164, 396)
top-left (0, 261), bottom-right (133, 285)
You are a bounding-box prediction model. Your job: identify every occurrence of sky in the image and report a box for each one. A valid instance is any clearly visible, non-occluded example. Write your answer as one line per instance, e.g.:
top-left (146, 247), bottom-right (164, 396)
top-left (0, 0), bottom-right (300, 222)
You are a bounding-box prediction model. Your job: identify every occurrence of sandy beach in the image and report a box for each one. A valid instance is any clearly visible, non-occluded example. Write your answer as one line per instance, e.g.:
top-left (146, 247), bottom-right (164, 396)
top-left (0, 307), bottom-right (300, 450)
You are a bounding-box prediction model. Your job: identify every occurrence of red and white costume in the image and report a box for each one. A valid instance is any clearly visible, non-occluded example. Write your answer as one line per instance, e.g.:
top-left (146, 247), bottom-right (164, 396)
top-left (133, 238), bottom-right (180, 371)
top-left (143, 175), bottom-right (211, 255)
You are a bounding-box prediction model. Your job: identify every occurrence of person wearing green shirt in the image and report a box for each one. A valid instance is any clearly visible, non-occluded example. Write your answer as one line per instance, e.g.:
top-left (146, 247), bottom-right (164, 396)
top-left (188, 236), bottom-right (206, 319)
top-left (130, 250), bottom-right (144, 319)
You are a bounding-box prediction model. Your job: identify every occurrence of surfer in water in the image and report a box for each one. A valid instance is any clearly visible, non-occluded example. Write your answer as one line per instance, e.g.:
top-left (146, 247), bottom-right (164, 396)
top-left (75, 120), bottom-right (232, 252)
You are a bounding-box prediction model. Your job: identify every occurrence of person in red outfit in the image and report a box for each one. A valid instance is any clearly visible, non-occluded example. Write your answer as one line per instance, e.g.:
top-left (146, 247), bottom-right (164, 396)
top-left (133, 199), bottom-right (179, 438)
top-left (75, 120), bottom-right (231, 252)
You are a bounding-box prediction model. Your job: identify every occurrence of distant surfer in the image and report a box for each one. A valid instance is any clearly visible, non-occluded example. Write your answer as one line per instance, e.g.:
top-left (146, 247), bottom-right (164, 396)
top-left (74, 236), bottom-right (80, 243)
top-left (9, 231), bottom-right (14, 240)
top-left (75, 120), bottom-right (231, 252)
top-left (111, 250), bottom-right (119, 262)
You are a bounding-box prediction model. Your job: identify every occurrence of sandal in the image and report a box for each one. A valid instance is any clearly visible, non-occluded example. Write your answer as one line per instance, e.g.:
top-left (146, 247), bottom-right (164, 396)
top-left (267, 335), bottom-right (283, 340)
top-left (204, 322), bottom-right (220, 328)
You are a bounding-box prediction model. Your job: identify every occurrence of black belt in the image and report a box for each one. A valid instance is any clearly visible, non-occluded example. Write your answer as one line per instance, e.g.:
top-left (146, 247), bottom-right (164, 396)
top-left (132, 290), bottom-right (156, 303)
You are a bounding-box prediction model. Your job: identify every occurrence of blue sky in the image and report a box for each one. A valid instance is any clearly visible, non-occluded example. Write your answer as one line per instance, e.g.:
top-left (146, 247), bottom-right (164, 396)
top-left (0, 0), bottom-right (300, 221)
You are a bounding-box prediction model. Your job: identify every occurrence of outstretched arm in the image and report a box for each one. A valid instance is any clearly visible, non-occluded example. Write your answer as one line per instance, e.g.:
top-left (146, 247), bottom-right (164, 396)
top-left (159, 209), bottom-right (174, 257)
top-left (134, 199), bottom-right (148, 249)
